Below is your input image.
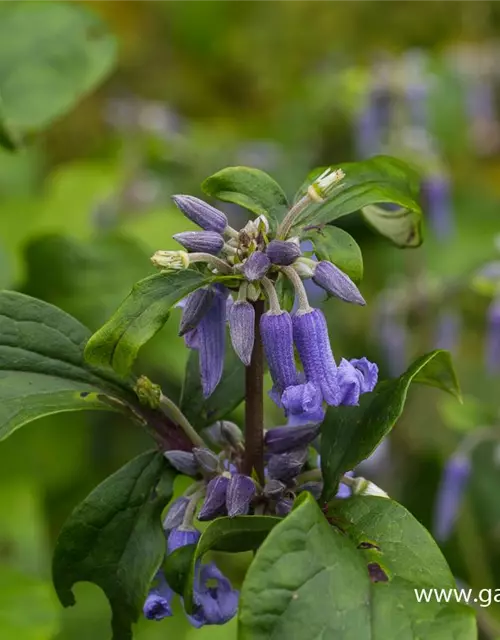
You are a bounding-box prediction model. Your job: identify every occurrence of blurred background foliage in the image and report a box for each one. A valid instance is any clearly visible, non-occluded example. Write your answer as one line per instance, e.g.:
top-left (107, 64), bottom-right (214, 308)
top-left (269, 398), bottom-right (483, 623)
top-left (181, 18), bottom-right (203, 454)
top-left (1, 1), bottom-right (500, 638)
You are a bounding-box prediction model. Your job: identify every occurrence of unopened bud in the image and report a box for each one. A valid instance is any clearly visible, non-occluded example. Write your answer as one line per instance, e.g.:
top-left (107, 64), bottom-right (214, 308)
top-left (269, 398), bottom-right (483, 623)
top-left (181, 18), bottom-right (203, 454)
top-left (151, 250), bottom-right (190, 270)
top-left (164, 450), bottom-right (199, 476)
top-left (228, 300), bottom-right (255, 366)
top-left (172, 195), bottom-right (228, 233)
top-left (351, 477), bottom-right (389, 498)
top-left (192, 447), bottom-right (220, 474)
top-left (163, 496), bottom-right (189, 532)
top-left (266, 240), bottom-right (301, 266)
top-left (226, 474), bottom-right (255, 517)
top-left (242, 251), bottom-right (271, 282)
top-left (173, 231), bottom-right (224, 255)
top-left (313, 261), bottom-right (365, 305)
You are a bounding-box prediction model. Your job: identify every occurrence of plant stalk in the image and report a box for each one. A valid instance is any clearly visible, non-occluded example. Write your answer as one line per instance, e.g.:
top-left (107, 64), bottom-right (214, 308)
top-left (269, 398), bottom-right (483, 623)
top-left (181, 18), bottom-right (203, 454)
top-left (243, 299), bottom-right (265, 481)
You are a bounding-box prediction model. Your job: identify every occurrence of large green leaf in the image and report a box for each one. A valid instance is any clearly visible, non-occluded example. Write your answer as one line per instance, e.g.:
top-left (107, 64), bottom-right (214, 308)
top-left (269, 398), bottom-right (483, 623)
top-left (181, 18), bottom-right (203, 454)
top-left (0, 291), bottom-right (130, 441)
top-left (84, 270), bottom-right (210, 377)
top-left (239, 493), bottom-right (475, 640)
top-left (292, 156), bottom-right (422, 246)
top-left (180, 347), bottom-right (246, 430)
top-left (303, 226), bottom-right (363, 283)
top-left (321, 350), bottom-right (461, 500)
top-left (361, 203), bottom-right (421, 248)
top-left (202, 166), bottom-right (289, 222)
top-left (52, 451), bottom-right (176, 640)
top-left (0, 3), bottom-right (116, 146)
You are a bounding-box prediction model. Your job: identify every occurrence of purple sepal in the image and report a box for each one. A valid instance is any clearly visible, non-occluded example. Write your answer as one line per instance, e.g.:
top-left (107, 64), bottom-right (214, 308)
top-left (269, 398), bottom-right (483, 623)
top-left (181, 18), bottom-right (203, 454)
top-left (164, 450), bottom-right (199, 476)
top-left (228, 300), bottom-right (255, 366)
top-left (193, 447), bottom-right (220, 474)
top-left (280, 382), bottom-right (325, 426)
top-left (267, 448), bottom-right (307, 482)
top-left (337, 359), bottom-right (361, 406)
top-left (433, 454), bottom-right (471, 542)
top-left (198, 290), bottom-right (227, 398)
top-left (312, 261), bottom-right (366, 305)
top-left (275, 498), bottom-right (293, 516)
top-left (486, 298), bottom-right (500, 374)
top-left (292, 308), bottom-right (340, 406)
top-left (172, 195), bottom-right (228, 233)
top-left (179, 288), bottom-right (216, 336)
top-left (266, 240), bottom-right (301, 266)
top-left (226, 474), bottom-right (255, 517)
top-left (261, 311), bottom-right (299, 392)
top-left (263, 479), bottom-right (286, 499)
top-left (198, 475), bottom-right (230, 521)
top-left (184, 328), bottom-right (200, 349)
top-left (298, 481), bottom-right (323, 500)
top-left (187, 562), bottom-right (239, 627)
top-left (242, 251), bottom-right (270, 281)
top-left (350, 357), bottom-right (379, 393)
top-left (174, 230), bottom-right (224, 255)
top-left (264, 422), bottom-right (320, 454)
top-left (163, 496), bottom-right (190, 532)
top-left (143, 572), bottom-right (174, 621)
top-left (167, 526), bottom-right (201, 554)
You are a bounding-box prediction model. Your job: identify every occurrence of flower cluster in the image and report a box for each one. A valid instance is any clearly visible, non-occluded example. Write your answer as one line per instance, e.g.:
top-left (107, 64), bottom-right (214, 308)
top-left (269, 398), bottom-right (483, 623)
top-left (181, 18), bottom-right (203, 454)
top-left (152, 172), bottom-right (378, 421)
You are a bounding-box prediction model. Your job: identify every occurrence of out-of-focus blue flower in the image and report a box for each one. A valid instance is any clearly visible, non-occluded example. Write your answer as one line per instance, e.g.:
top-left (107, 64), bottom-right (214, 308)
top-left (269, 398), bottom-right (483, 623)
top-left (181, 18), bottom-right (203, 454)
top-left (486, 298), bottom-right (500, 374)
top-left (143, 572), bottom-right (174, 621)
top-left (187, 562), bottom-right (239, 627)
top-left (433, 453), bottom-right (471, 542)
top-left (421, 173), bottom-right (455, 241)
top-left (435, 309), bottom-right (462, 353)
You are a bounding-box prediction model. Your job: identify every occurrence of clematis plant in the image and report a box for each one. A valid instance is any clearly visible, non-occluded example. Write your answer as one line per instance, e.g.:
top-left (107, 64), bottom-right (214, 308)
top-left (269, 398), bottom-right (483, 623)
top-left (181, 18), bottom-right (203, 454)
top-left (0, 158), bottom-right (476, 638)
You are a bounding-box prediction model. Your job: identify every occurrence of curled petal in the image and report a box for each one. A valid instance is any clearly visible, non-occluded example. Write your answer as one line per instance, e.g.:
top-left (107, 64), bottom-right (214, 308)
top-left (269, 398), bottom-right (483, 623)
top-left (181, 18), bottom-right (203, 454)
top-left (188, 562), bottom-right (239, 627)
top-left (281, 382), bottom-right (325, 426)
top-left (172, 195), bottom-right (228, 233)
top-left (228, 301), bottom-right (255, 366)
top-left (143, 572), bottom-right (174, 621)
top-left (350, 357), bottom-right (379, 393)
top-left (312, 261), bottom-right (365, 305)
top-left (337, 359), bottom-right (361, 406)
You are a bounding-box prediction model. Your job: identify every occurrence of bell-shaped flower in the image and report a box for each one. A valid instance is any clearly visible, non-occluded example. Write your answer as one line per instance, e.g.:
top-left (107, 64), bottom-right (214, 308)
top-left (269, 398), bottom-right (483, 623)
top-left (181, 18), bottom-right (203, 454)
top-left (187, 562), bottom-right (239, 627)
top-left (197, 289), bottom-right (227, 398)
top-left (433, 453), bottom-right (471, 542)
top-left (261, 311), bottom-right (299, 394)
top-left (143, 572), bottom-right (174, 621)
top-left (198, 475), bottom-right (230, 521)
top-left (167, 526), bottom-right (201, 554)
top-left (163, 496), bottom-right (190, 532)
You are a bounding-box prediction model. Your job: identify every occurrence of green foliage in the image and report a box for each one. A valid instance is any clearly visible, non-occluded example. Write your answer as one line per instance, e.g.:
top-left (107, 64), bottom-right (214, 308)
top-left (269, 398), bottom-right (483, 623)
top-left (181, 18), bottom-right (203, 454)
top-left (0, 291), bottom-right (130, 440)
top-left (202, 167), bottom-right (289, 223)
top-left (293, 156), bottom-right (422, 246)
top-left (321, 350), bottom-right (461, 500)
top-left (52, 451), bottom-right (176, 640)
top-left (303, 226), bottom-right (363, 283)
top-left (180, 348), bottom-right (246, 431)
top-left (0, 2), bottom-right (116, 148)
top-left (239, 493), bottom-right (475, 640)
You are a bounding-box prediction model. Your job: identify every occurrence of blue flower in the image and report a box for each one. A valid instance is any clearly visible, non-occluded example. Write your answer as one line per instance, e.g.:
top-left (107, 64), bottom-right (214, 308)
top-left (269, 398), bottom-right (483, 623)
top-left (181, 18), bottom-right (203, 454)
top-left (167, 526), bottom-right (201, 554)
top-left (228, 300), bottom-right (255, 366)
top-left (197, 287), bottom-right (228, 398)
top-left (350, 357), bottom-right (379, 393)
top-left (280, 382), bottom-right (325, 425)
top-left (173, 230), bottom-right (224, 255)
top-left (172, 195), bottom-right (228, 233)
top-left (266, 240), bottom-right (301, 266)
top-left (433, 454), bottom-right (471, 542)
top-left (198, 473), bottom-right (255, 521)
top-left (179, 288), bottom-right (216, 337)
top-left (260, 311), bottom-right (299, 394)
top-left (242, 251), bottom-right (271, 281)
top-left (143, 572), bottom-right (174, 621)
top-left (187, 562), bottom-right (239, 627)
top-left (264, 422), bottom-right (320, 454)
top-left (312, 261), bottom-right (366, 306)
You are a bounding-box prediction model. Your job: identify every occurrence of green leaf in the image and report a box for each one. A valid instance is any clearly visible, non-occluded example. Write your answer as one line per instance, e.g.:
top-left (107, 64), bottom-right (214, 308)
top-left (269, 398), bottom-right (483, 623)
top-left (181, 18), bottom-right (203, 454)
top-left (0, 566), bottom-right (60, 640)
top-left (84, 270), bottom-right (210, 377)
top-left (274, 272), bottom-right (296, 312)
top-left (321, 350), bottom-right (461, 500)
top-left (303, 226), bottom-right (363, 283)
top-left (180, 346), bottom-right (246, 430)
top-left (0, 3), bottom-right (116, 142)
top-left (361, 203), bottom-right (422, 248)
top-left (0, 291), bottom-right (130, 441)
top-left (239, 493), bottom-right (475, 640)
top-left (180, 516), bottom-right (280, 611)
top-left (292, 156), bottom-right (422, 246)
top-left (202, 166), bottom-right (289, 222)
top-left (52, 451), bottom-right (176, 640)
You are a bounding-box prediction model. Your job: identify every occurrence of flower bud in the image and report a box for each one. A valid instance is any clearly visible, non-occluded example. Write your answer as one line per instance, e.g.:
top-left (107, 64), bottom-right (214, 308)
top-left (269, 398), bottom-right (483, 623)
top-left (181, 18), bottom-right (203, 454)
top-left (172, 195), bottom-right (228, 233)
top-left (203, 421), bottom-right (243, 449)
top-left (266, 240), bottom-right (301, 266)
top-left (312, 261), bottom-right (365, 305)
top-left (164, 450), bottom-right (199, 476)
top-left (267, 448), bottom-right (308, 482)
top-left (242, 251), bottom-right (271, 282)
top-left (246, 282), bottom-right (261, 301)
top-left (173, 231), bottom-right (224, 255)
top-left (198, 475), bottom-right (230, 521)
top-left (351, 477), bottom-right (389, 498)
top-left (228, 300), bottom-right (255, 366)
top-left (297, 481), bottom-right (323, 500)
top-left (264, 479), bottom-right (286, 499)
top-left (275, 498), bottom-right (293, 516)
top-left (179, 288), bottom-right (216, 336)
top-left (163, 496), bottom-right (190, 532)
top-left (167, 526), bottom-right (201, 554)
top-left (264, 422), bottom-right (320, 454)
top-left (192, 447), bottom-right (220, 474)
top-left (226, 474), bottom-right (255, 517)
top-left (151, 250), bottom-right (190, 270)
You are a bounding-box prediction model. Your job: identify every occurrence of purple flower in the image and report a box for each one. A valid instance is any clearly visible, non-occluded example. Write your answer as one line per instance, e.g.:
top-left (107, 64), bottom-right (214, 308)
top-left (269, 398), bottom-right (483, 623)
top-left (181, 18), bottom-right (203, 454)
top-left (435, 310), bottom-right (461, 353)
top-left (275, 498), bottom-right (294, 516)
top-left (280, 382), bottom-right (325, 426)
top-left (184, 327), bottom-right (200, 349)
top-left (297, 481), bottom-right (323, 500)
top-left (267, 448), bottom-right (307, 482)
top-left (261, 311), bottom-right (299, 393)
top-left (337, 359), bottom-right (362, 406)
top-left (263, 479), bottom-right (286, 499)
top-left (167, 526), bottom-right (201, 554)
top-left (193, 447), bottom-right (219, 474)
top-left (433, 454), bottom-right (471, 542)
top-left (242, 251), bottom-right (271, 281)
top-left (143, 572), bottom-right (174, 621)
top-left (350, 357), bottom-right (379, 393)
top-left (226, 474), bottom-right (256, 517)
top-left (198, 475), bottom-right (230, 521)
top-left (179, 288), bottom-right (216, 337)
top-left (486, 298), bottom-right (500, 374)
top-left (266, 240), bottom-right (301, 266)
top-left (163, 496), bottom-right (190, 532)
top-left (336, 471), bottom-right (354, 499)
top-left (292, 308), bottom-right (340, 406)
top-left (312, 261), bottom-right (366, 306)
top-left (172, 195), bottom-right (227, 233)
top-left (264, 422), bottom-right (320, 454)
top-left (188, 562), bottom-right (239, 627)
top-left (197, 289), bottom-right (227, 397)
top-left (377, 308), bottom-right (408, 377)
top-left (421, 174), bottom-right (454, 241)
top-left (228, 300), bottom-right (255, 366)
top-left (164, 450), bottom-right (199, 476)
top-left (173, 231), bottom-right (224, 255)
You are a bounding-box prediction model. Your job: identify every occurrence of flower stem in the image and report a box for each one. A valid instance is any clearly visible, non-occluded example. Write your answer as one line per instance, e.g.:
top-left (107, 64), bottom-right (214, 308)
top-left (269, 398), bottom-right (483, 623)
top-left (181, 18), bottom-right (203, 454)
top-left (243, 299), bottom-right (265, 482)
top-left (159, 394), bottom-right (206, 448)
top-left (281, 266), bottom-right (312, 313)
